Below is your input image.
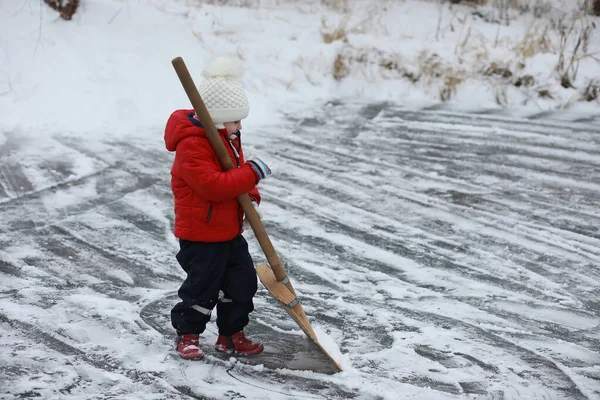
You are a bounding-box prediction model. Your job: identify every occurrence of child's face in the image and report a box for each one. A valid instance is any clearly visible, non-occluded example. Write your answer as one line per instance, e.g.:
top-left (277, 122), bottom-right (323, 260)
top-left (223, 121), bottom-right (242, 135)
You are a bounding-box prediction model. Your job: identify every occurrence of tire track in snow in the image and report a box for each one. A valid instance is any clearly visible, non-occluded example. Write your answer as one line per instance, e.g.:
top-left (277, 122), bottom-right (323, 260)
top-left (266, 102), bottom-right (599, 398)
top-left (262, 197), bottom-right (569, 303)
top-left (264, 212), bottom-right (598, 342)
top-left (265, 135), bottom-right (600, 309)
top-left (257, 212), bottom-right (592, 398)
top-left (263, 170), bottom-right (599, 312)
top-left (277, 135), bottom-right (600, 247)
top-left (381, 107), bottom-right (600, 144)
top-left (2, 102), bottom-right (599, 399)
top-left (0, 313), bottom-right (187, 400)
top-left (273, 137), bottom-right (600, 262)
top-left (262, 217), bottom-right (590, 398)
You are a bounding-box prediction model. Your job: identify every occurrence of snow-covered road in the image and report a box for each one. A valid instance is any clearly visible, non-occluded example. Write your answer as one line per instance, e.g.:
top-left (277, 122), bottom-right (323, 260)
top-left (1, 103), bottom-right (599, 399)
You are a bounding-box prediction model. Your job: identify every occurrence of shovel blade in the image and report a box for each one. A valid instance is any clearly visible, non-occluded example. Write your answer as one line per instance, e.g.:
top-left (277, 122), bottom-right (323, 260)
top-left (256, 263), bottom-right (343, 372)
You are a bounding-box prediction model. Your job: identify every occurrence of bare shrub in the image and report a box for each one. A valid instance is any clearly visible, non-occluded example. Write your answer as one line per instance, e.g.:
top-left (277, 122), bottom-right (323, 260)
top-left (582, 79), bottom-right (600, 101)
top-left (555, 11), bottom-right (596, 89)
top-left (514, 74), bottom-right (535, 87)
top-left (43, 0), bottom-right (79, 20)
top-left (538, 88), bottom-right (553, 99)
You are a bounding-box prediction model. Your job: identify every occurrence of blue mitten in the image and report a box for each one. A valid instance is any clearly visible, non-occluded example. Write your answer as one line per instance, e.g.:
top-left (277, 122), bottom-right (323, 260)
top-left (247, 159), bottom-right (272, 181)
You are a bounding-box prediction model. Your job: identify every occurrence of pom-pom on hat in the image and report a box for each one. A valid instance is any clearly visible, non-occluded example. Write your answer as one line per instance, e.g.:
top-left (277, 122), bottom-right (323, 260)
top-left (197, 57), bottom-right (249, 129)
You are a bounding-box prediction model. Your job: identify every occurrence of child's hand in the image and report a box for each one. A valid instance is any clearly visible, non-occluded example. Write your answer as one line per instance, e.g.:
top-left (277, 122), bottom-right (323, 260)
top-left (247, 159), bottom-right (272, 181)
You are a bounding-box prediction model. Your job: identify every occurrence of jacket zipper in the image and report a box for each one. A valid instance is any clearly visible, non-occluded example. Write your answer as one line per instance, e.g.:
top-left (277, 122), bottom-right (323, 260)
top-left (226, 137), bottom-right (244, 234)
top-left (206, 204), bottom-right (213, 222)
top-left (226, 139), bottom-right (240, 167)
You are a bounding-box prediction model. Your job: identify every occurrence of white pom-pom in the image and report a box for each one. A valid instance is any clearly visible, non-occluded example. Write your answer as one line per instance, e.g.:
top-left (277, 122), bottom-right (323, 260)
top-left (203, 57), bottom-right (243, 79)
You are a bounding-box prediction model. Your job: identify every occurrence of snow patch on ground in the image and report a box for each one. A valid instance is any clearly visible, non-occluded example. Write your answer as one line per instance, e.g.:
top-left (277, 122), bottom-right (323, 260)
top-left (312, 325), bottom-right (353, 372)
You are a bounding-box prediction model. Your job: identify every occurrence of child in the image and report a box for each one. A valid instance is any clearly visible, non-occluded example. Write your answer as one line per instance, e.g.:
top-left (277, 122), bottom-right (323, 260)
top-left (164, 57), bottom-right (272, 360)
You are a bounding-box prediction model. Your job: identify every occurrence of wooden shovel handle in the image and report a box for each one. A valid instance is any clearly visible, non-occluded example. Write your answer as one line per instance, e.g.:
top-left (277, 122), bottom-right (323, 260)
top-left (171, 57), bottom-right (288, 283)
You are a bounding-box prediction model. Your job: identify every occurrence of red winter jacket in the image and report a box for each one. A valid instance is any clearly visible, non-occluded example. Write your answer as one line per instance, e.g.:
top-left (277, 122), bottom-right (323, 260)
top-left (164, 109), bottom-right (261, 242)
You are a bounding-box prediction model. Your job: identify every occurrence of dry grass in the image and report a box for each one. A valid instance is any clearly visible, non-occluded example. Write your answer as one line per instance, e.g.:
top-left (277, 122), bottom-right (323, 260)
top-left (514, 22), bottom-right (552, 58)
top-left (332, 46), bottom-right (421, 83)
top-left (582, 79), bottom-right (600, 101)
top-left (334, 47), bottom-right (468, 101)
top-left (514, 74), bottom-right (535, 87)
top-left (507, 4), bottom-right (598, 94)
top-left (320, 3), bottom-right (388, 44)
top-left (188, 0), bottom-right (600, 16)
top-left (321, 0), bottom-right (350, 12)
top-left (481, 61), bottom-right (537, 105)
top-left (417, 52), bottom-right (467, 100)
top-left (333, 54), bottom-right (349, 80)
top-left (321, 16), bottom-right (350, 44)
top-left (326, 0), bottom-right (599, 107)
top-left (440, 0), bottom-right (600, 26)
top-left (440, 75), bottom-right (465, 100)
top-left (482, 62), bottom-right (513, 79)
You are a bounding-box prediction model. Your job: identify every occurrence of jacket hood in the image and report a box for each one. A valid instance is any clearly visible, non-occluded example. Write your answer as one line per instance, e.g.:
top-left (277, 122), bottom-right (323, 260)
top-left (164, 110), bottom-right (205, 152)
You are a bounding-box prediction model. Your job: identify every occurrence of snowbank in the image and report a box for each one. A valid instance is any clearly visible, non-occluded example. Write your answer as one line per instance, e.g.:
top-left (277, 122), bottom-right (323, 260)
top-left (0, 0), bottom-right (598, 140)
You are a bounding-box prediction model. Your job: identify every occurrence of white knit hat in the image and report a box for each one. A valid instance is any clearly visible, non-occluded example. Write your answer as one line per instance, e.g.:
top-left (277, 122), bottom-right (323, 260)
top-left (198, 57), bottom-right (249, 129)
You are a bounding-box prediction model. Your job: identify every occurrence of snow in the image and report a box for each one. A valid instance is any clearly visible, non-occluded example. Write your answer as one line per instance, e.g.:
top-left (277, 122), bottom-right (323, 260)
top-left (1, 0), bottom-right (598, 141)
top-left (1, 0), bottom-right (600, 399)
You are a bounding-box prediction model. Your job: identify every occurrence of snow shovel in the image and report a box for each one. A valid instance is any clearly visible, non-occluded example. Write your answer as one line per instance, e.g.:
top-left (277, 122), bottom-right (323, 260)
top-left (171, 57), bottom-right (342, 372)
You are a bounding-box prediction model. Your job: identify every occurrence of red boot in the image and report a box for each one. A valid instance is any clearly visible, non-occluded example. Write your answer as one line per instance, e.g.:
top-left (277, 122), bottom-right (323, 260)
top-left (215, 331), bottom-right (264, 356)
top-left (175, 334), bottom-right (204, 360)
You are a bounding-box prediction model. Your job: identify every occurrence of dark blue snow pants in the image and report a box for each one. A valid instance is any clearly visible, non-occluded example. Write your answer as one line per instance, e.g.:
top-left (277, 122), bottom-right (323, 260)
top-left (170, 236), bottom-right (257, 336)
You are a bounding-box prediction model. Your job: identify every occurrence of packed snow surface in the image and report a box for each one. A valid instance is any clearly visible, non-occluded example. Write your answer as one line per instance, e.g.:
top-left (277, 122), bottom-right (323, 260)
top-left (1, 1), bottom-right (599, 399)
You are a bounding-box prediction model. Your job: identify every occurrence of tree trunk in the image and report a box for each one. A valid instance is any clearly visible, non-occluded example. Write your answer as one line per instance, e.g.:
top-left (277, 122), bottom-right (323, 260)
top-left (594, 0), bottom-right (600, 16)
top-left (43, 0), bottom-right (79, 20)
